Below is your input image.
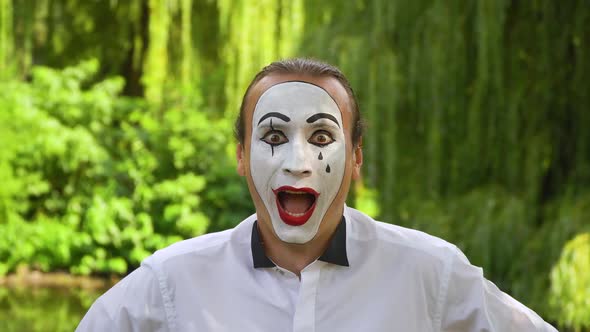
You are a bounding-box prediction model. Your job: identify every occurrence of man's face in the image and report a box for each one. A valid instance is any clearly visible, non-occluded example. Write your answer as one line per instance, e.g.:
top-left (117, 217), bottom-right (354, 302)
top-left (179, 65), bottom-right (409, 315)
top-left (238, 74), bottom-right (361, 244)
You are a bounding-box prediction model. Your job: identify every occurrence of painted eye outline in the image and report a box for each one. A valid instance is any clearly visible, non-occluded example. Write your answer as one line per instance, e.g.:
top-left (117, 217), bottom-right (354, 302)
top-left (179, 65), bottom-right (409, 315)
top-left (261, 130), bottom-right (289, 146)
top-left (308, 130), bottom-right (335, 147)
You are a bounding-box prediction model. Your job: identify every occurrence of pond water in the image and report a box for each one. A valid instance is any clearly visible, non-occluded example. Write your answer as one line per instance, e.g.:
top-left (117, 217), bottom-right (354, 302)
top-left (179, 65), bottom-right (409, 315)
top-left (0, 286), bottom-right (104, 331)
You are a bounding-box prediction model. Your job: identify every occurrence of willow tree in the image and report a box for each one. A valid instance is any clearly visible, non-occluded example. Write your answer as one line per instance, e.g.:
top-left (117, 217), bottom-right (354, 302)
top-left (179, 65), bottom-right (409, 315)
top-left (0, 0), bottom-right (13, 79)
top-left (218, 0), bottom-right (304, 117)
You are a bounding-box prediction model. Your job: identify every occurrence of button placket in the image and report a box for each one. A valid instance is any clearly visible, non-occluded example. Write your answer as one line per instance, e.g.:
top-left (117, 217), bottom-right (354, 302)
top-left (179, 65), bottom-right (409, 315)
top-left (292, 262), bottom-right (323, 332)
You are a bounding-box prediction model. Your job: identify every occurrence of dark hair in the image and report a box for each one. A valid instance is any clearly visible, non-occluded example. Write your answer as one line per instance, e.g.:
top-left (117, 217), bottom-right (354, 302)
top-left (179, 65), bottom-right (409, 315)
top-left (234, 58), bottom-right (363, 147)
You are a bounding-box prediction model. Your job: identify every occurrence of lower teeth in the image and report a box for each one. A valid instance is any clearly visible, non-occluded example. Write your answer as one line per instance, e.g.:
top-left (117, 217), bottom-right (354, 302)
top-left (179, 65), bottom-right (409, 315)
top-left (286, 211), bottom-right (305, 217)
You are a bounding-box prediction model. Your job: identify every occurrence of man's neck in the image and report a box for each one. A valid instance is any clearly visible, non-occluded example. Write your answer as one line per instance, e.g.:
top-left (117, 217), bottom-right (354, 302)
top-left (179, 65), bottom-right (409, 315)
top-left (257, 215), bottom-right (341, 276)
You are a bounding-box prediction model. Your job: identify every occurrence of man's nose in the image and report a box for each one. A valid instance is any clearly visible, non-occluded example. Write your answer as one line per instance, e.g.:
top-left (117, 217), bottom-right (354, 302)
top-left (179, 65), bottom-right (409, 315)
top-left (282, 138), bottom-right (312, 177)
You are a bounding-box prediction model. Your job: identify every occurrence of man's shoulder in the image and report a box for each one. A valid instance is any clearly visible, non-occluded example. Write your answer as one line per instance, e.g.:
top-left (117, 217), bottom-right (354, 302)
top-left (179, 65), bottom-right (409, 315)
top-left (142, 214), bottom-right (256, 269)
top-left (346, 207), bottom-right (459, 263)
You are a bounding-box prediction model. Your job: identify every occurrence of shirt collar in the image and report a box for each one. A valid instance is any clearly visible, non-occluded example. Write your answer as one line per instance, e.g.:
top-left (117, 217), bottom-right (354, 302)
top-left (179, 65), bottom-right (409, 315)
top-left (251, 217), bottom-right (349, 268)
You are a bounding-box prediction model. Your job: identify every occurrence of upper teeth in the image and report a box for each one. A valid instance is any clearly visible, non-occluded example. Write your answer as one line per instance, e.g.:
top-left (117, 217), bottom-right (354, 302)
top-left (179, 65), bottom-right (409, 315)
top-left (284, 190), bottom-right (308, 194)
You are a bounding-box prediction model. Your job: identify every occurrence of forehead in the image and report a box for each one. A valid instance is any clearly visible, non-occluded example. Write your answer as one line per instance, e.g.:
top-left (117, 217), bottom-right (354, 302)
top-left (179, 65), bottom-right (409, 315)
top-left (252, 82), bottom-right (341, 124)
top-left (244, 74), bottom-right (353, 132)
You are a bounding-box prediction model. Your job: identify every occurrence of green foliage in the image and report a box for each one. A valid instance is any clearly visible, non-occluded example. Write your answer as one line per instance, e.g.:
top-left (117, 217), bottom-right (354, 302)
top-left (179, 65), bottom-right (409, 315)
top-left (0, 0), bottom-right (14, 79)
top-left (218, 0), bottom-right (304, 116)
top-left (0, 60), bottom-right (252, 276)
top-left (549, 233), bottom-right (590, 330)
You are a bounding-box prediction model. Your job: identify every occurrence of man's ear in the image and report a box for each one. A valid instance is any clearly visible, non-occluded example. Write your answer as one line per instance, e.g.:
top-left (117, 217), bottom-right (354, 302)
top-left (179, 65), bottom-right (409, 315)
top-left (352, 137), bottom-right (363, 180)
top-left (236, 143), bottom-right (246, 176)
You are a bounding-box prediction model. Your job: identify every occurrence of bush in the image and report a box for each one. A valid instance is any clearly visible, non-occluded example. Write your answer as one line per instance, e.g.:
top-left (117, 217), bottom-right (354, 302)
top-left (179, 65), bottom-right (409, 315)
top-left (550, 235), bottom-right (590, 329)
top-left (0, 60), bottom-right (252, 276)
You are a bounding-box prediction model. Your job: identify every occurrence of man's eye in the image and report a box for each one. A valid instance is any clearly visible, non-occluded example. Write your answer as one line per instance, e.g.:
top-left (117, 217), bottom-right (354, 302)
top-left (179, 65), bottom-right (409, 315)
top-left (309, 130), bottom-right (334, 146)
top-left (261, 130), bottom-right (288, 146)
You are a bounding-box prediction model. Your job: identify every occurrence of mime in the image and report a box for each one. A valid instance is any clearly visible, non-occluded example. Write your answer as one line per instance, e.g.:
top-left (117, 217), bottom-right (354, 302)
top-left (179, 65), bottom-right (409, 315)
top-left (77, 58), bottom-right (557, 332)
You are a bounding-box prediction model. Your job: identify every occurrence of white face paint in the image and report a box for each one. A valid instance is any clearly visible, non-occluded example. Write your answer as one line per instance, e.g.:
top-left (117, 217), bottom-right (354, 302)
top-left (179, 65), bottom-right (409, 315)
top-left (250, 82), bottom-right (346, 244)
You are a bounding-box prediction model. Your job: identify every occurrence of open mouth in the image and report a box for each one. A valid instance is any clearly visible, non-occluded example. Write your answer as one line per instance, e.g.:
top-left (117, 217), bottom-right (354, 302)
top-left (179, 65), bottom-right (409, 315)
top-left (272, 186), bottom-right (319, 226)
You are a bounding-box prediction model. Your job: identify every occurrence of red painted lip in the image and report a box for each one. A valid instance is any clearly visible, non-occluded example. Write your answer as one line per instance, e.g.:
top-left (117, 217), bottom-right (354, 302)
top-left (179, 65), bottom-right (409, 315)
top-left (272, 186), bottom-right (320, 226)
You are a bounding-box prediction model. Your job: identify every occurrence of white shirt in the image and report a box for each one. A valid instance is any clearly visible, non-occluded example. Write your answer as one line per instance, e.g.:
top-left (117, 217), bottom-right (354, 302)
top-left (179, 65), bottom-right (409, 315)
top-left (77, 207), bottom-right (557, 331)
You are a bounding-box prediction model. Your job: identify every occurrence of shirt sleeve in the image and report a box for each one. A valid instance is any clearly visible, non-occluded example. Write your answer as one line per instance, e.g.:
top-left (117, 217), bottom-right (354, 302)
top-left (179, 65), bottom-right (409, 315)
top-left (439, 247), bottom-right (558, 332)
top-left (76, 265), bottom-right (170, 332)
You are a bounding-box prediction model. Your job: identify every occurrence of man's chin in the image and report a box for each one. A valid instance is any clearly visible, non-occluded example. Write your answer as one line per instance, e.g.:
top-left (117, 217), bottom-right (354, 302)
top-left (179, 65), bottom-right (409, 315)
top-left (273, 220), bottom-right (319, 244)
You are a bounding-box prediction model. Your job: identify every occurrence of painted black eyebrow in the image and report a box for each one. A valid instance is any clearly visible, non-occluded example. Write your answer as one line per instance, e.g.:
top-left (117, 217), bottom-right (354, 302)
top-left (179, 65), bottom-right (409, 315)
top-left (257, 112), bottom-right (291, 125)
top-left (306, 113), bottom-right (340, 128)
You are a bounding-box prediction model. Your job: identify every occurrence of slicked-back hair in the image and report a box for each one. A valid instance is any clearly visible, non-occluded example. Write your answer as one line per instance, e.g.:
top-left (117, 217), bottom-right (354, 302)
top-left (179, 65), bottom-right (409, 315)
top-left (234, 58), bottom-right (363, 147)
